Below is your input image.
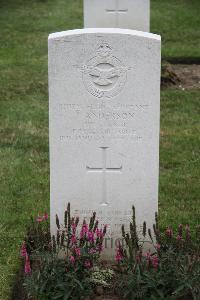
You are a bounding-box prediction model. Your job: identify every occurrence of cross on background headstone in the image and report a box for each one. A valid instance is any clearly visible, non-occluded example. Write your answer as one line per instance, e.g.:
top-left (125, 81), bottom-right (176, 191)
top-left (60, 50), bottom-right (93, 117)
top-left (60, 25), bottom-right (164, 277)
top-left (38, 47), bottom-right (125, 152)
top-left (86, 147), bottom-right (122, 206)
top-left (84, 0), bottom-right (150, 32)
top-left (106, 0), bottom-right (128, 26)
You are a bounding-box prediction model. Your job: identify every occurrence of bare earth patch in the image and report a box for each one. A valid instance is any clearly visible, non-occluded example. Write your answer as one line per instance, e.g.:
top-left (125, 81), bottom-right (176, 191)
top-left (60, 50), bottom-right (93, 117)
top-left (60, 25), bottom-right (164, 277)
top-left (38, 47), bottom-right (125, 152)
top-left (161, 63), bottom-right (200, 90)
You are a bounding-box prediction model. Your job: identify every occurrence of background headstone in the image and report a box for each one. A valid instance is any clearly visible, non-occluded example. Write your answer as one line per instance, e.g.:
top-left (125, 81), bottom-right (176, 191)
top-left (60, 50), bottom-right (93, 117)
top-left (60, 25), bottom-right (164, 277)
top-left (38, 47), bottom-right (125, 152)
top-left (49, 28), bottom-right (161, 259)
top-left (84, 0), bottom-right (150, 32)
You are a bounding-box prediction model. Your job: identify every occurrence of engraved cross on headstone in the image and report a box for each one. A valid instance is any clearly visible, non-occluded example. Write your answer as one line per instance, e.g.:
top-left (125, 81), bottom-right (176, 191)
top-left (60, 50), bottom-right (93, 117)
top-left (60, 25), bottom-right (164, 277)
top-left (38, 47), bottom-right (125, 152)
top-left (86, 147), bottom-right (122, 206)
top-left (106, 0), bottom-right (128, 26)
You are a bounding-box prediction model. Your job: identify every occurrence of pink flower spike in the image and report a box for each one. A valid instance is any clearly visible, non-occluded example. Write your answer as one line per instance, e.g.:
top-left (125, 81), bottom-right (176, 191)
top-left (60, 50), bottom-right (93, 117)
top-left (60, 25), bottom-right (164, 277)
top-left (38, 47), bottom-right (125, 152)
top-left (145, 252), bottom-right (151, 259)
top-left (178, 224), bottom-right (183, 236)
top-left (176, 234), bottom-right (182, 241)
top-left (69, 255), bottom-right (75, 265)
top-left (20, 241), bottom-right (27, 257)
top-left (43, 212), bottom-right (48, 221)
top-left (83, 223), bottom-right (89, 233)
top-left (115, 245), bottom-right (123, 262)
top-left (71, 223), bottom-right (77, 234)
top-left (96, 244), bottom-right (103, 253)
top-left (166, 227), bottom-right (173, 238)
top-left (75, 247), bottom-right (81, 257)
top-left (36, 215), bottom-right (43, 222)
top-left (156, 244), bottom-right (161, 251)
top-left (84, 259), bottom-right (91, 269)
top-left (151, 255), bottom-right (159, 269)
top-left (185, 225), bottom-right (191, 241)
top-left (87, 231), bottom-right (94, 242)
top-left (71, 235), bottom-right (77, 245)
top-left (80, 223), bottom-right (89, 238)
top-left (89, 248), bottom-right (96, 254)
top-left (96, 228), bottom-right (103, 238)
top-left (115, 253), bottom-right (123, 262)
top-left (25, 255), bottom-right (31, 274)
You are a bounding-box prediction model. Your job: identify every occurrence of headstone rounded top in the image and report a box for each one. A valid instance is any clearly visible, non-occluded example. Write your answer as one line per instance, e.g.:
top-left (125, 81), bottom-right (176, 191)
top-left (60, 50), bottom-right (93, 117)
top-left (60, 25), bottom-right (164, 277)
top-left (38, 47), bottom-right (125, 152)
top-left (48, 28), bottom-right (161, 42)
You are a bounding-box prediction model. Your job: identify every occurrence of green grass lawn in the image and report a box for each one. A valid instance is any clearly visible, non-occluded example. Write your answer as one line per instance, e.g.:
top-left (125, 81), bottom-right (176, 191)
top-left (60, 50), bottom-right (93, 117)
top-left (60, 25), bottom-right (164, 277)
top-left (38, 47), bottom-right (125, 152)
top-left (159, 90), bottom-right (200, 228)
top-left (0, 0), bottom-right (200, 299)
top-left (151, 0), bottom-right (200, 60)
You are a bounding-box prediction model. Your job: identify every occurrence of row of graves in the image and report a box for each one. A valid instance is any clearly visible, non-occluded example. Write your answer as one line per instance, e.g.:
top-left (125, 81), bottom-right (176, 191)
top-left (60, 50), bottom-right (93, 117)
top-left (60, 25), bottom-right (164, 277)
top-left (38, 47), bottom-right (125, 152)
top-left (49, 0), bottom-right (161, 259)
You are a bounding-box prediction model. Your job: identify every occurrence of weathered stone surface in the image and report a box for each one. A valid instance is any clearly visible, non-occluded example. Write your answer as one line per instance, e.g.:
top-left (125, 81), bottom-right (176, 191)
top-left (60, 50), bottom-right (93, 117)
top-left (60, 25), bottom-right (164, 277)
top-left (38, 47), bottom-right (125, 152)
top-left (48, 28), bottom-right (161, 259)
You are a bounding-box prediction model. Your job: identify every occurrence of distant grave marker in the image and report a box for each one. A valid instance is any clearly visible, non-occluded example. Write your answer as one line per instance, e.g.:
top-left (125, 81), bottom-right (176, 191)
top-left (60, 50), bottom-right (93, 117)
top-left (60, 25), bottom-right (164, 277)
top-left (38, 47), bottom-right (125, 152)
top-left (84, 0), bottom-right (150, 32)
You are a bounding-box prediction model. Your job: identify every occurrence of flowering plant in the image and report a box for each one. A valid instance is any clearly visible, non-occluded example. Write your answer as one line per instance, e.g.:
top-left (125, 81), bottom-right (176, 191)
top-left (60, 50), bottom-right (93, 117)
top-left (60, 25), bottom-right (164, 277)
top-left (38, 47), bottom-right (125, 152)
top-left (115, 206), bottom-right (200, 300)
top-left (52, 203), bottom-right (107, 272)
top-left (22, 203), bottom-right (107, 299)
top-left (20, 212), bottom-right (50, 274)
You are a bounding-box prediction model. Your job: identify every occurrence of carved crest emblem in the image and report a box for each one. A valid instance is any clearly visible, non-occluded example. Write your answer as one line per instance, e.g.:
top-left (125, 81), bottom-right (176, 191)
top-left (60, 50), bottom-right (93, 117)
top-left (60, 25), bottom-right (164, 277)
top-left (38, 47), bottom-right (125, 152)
top-left (82, 42), bottom-right (127, 98)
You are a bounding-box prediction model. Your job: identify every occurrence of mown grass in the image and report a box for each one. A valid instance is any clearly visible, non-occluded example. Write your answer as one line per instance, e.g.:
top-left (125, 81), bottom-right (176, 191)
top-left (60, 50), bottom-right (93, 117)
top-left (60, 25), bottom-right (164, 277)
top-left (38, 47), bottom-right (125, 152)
top-left (159, 90), bottom-right (200, 229)
top-left (0, 0), bottom-right (199, 299)
top-left (151, 0), bottom-right (200, 60)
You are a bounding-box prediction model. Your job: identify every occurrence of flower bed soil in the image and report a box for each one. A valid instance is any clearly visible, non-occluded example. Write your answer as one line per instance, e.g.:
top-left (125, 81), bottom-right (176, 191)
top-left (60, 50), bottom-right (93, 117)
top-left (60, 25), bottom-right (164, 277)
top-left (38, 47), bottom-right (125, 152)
top-left (161, 63), bottom-right (200, 90)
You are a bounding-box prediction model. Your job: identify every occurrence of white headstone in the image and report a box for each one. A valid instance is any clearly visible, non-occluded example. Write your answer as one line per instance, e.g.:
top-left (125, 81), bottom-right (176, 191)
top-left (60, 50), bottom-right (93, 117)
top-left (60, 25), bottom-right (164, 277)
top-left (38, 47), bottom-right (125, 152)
top-left (84, 0), bottom-right (150, 32)
top-left (49, 28), bottom-right (161, 259)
